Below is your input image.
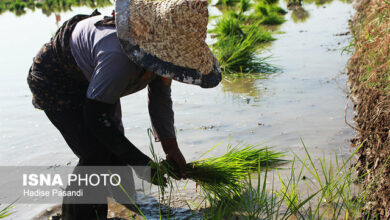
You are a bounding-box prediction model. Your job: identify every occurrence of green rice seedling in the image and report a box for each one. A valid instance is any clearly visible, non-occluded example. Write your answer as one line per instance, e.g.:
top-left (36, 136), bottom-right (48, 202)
top-left (251, 2), bottom-right (287, 25)
top-left (255, 2), bottom-right (287, 16)
top-left (147, 128), bottom-right (286, 208)
top-left (232, 161), bottom-right (282, 219)
top-left (8, 0), bottom-right (27, 16)
top-left (200, 152), bottom-right (279, 219)
top-left (202, 140), bottom-right (369, 219)
top-left (213, 25), bottom-right (275, 73)
top-left (210, 15), bottom-right (245, 38)
top-left (276, 141), bottom-right (370, 219)
top-left (0, 202), bottom-right (15, 218)
top-left (264, 0), bottom-right (279, 4)
top-left (0, 3), bottom-right (6, 14)
top-left (270, 5), bottom-right (288, 15)
top-left (161, 144), bottom-right (285, 199)
top-left (187, 145), bottom-right (285, 200)
top-left (215, 0), bottom-right (241, 6)
top-left (255, 2), bottom-right (269, 17)
top-left (275, 159), bottom-right (301, 210)
top-left (239, 0), bottom-right (252, 14)
top-left (26, 0), bottom-right (36, 10)
top-left (201, 150), bottom-right (326, 219)
top-left (139, 131), bottom-right (376, 219)
top-left (261, 13), bottom-right (286, 25)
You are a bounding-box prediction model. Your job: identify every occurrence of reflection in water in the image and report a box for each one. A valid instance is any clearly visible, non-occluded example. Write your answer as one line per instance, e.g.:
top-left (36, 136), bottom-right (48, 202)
top-left (221, 76), bottom-right (267, 103)
top-left (285, 0), bottom-right (352, 23)
top-left (286, 0), bottom-right (334, 6)
top-left (286, 0), bottom-right (310, 23)
top-left (0, 0), bottom-right (112, 16)
top-left (303, 0), bottom-right (333, 5)
top-left (291, 6), bottom-right (310, 22)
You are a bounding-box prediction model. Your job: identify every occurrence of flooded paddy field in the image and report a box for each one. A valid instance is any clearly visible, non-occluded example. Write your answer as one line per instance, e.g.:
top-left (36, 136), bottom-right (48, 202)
top-left (0, 0), bottom-right (356, 218)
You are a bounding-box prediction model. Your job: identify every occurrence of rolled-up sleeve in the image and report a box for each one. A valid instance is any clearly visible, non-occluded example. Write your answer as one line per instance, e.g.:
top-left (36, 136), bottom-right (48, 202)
top-left (148, 77), bottom-right (175, 141)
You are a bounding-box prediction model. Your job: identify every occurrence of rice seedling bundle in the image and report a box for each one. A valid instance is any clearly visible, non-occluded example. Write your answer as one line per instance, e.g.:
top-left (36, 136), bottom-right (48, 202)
top-left (150, 140), bottom-right (286, 201)
top-left (184, 145), bottom-right (285, 198)
top-left (215, 0), bottom-right (241, 6)
top-left (212, 25), bottom-right (274, 73)
top-left (209, 0), bottom-right (287, 74)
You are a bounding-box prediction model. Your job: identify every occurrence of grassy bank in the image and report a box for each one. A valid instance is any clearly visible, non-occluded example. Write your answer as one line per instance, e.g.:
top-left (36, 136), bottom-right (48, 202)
top-left (347, 0), bottom-right (390, 218)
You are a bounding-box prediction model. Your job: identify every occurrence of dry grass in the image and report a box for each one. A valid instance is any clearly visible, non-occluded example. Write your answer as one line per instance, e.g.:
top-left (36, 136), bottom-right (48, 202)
top-left (349, 0), bottom-right (390, 92)
top-left (347, 0), bottom-right (390, 218)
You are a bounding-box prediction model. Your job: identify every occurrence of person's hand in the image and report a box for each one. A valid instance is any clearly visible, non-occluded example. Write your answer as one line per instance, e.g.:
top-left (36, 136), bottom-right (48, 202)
top-left (161, 138), bottom-right (187, 179)
top-left (135, 160), bottom-right (167, 187)
top-left (150, 166), bottom-right (167, 187)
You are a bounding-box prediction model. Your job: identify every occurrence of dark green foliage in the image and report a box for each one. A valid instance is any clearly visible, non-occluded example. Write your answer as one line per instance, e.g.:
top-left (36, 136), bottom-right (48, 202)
top-left (239, 0), bottom-right (251, 14)
top-left (256, 3), bottom-right (269, 16)
top-left (0, 0), bottom-right (112, 16)
top-left (253, 2), bottom-right (287, 25)
top-left (215, 0), bottom-right (241, 6)
top-left (151, 140), bottom-right (286, 202)
top-left (210, 0), bottom-right (288, 74)
top-left (264, 0), bottom-right (279, 4)
top-left (213, 28), bottom-right (275, 73)
top-left (255, 2), bottom-right (288, 16)
top-left (211, 16), bottom-right (245, 37)
top-left (210, 13), bottom-right (276, 73)
top-left (274, 6), bottom-right (288, 15)
top-left (261, 12), bottom-right (286, 25)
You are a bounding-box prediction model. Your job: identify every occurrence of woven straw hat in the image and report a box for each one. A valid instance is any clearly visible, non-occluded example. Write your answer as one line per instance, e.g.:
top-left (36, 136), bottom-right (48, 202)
top-left (115, 0), bottom-right (222, 88)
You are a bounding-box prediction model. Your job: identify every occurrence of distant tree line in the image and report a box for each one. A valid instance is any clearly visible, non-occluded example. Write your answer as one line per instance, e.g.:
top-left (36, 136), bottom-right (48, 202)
top-left (0, 0), bottom-right (112, 16)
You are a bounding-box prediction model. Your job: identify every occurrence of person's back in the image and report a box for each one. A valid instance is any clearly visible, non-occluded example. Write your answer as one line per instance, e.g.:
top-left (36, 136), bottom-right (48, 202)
top-left (70, 15), bottom-right (148, 104)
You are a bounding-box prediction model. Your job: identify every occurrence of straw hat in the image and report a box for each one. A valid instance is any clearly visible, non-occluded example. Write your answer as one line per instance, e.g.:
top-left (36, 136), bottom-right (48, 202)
top-left (115, 0), bottom-right (222, 88)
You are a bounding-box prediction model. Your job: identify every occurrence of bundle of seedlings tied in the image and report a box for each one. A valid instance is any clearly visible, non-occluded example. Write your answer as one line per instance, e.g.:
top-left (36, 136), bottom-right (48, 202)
top-left (210, 0), bottom-right (286, 74)
top-left (150, 142), bottom-right (286, 200)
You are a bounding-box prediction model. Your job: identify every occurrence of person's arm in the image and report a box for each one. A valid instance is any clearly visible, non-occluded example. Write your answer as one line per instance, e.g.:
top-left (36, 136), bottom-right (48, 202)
top-left (148, 77), bottom-right (187, 178)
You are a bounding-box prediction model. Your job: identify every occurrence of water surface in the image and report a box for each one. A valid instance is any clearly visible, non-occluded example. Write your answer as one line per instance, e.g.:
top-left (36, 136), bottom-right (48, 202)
top-left (0, 1), bottom-right (356, 218)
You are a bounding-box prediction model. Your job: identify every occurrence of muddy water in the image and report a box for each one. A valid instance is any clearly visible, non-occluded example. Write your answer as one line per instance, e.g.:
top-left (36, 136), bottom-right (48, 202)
top-left (0, 0), bottom-right (355, 219)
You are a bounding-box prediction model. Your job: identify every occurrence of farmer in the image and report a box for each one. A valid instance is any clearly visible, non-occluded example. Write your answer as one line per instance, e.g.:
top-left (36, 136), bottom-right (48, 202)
top-left (27, 0), bottom-right (221, 218)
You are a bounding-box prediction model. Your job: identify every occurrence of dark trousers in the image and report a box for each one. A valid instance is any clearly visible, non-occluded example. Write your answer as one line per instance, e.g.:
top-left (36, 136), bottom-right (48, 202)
top-left (45, 107), bottom-right (135, 220)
